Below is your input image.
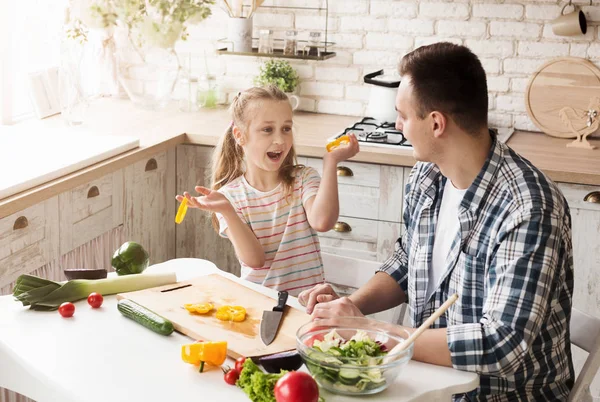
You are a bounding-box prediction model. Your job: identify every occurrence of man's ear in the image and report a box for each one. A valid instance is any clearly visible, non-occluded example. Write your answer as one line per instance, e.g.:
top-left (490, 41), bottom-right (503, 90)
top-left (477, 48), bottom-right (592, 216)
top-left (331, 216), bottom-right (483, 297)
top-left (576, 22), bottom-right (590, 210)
top-left (232, 125), bottom-right (245, 145)
top-left (430, 111), bottom-right (447, 138)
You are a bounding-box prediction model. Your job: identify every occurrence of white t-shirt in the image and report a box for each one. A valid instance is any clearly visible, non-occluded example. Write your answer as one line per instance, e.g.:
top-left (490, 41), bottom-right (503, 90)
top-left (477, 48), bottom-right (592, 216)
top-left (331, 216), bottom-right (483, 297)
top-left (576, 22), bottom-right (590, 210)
top-left (427, 179), bottom-right (467, 300)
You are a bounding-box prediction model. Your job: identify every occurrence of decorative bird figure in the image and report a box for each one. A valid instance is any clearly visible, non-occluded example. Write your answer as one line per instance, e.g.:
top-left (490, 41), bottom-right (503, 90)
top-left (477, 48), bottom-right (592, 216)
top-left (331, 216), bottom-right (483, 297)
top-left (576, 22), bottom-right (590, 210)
top-left (559, 97), bottom-right (600, 150)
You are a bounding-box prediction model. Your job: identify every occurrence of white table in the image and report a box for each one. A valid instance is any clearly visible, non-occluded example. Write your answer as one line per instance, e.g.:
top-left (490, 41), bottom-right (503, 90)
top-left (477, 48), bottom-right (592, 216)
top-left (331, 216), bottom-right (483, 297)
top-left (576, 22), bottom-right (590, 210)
top-left (0, 258), bottom-right (478, 402)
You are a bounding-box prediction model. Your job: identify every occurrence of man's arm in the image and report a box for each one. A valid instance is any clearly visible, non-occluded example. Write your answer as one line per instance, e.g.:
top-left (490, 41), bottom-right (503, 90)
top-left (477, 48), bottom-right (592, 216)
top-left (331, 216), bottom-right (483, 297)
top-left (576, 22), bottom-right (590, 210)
top-left (349, 272), bottom-right (406, 315)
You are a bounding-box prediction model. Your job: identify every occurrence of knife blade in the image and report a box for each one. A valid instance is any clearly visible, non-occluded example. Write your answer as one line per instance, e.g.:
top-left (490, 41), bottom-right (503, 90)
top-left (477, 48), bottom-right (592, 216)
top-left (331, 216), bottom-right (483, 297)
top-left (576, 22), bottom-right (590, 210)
top-left (260, 291), bottom-right (289, 346)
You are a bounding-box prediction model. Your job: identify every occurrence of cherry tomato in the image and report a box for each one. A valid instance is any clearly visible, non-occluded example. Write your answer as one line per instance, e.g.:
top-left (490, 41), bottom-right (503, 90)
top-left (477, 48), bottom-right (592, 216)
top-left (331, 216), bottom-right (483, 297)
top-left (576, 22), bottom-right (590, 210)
top-left (274, 371), bottom-right (319, 402)
top-left (58, 302), bottom-right (75, 318)
top-left (87, 292), bottom-right (104, 308)
top-left (224, 368), bottom-right (239, 385)
top-left (234, 356), bottom-right (246, 373)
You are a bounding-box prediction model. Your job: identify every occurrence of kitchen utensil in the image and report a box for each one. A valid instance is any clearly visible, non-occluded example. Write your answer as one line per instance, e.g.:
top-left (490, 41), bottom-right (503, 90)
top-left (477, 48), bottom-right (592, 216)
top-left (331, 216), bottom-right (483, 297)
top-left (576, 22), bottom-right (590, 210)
top-left (552, 3), bottom-right (587, 36)
top-left (260, 291), bottom-right (288, 345)
top-left (296, 317), bottom-right (413, 395)
top-left (364, 70), bottom-right (401, 123)
top-left (385, 293), bottom-right (459, 359)
top-left (117, 274), bottom-right (309, 358)
top-left (526, 57), bottom-right (600, 139)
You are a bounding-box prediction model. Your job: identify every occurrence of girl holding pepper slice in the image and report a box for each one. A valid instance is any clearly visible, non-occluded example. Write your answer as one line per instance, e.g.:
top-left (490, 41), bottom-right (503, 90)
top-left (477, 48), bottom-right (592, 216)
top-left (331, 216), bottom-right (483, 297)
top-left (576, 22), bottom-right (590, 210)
top-left (175, 86), bottom-right (359, 296)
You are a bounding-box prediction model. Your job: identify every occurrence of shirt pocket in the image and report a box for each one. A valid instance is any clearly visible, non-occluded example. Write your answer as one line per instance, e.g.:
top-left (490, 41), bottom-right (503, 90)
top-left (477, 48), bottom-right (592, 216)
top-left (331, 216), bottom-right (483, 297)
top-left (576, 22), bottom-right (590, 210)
top-left (448, 251), bottom-right (486, 324)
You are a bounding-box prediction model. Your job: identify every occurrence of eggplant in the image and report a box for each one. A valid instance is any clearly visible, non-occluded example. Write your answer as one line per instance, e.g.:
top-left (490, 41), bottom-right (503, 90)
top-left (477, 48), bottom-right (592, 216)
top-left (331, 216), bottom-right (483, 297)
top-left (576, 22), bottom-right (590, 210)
top-left (63, 268), bottom-right (108, 280)
top-left (252, 350), bottom-right (303, 373)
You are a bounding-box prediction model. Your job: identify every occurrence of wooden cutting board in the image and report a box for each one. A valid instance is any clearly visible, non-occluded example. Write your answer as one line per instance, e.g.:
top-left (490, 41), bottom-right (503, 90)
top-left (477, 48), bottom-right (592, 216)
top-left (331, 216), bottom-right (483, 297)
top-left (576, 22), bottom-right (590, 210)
top-left (117, 274), bottom-right (310, 358)
top-left (526, 57), bottom-right (600, 139)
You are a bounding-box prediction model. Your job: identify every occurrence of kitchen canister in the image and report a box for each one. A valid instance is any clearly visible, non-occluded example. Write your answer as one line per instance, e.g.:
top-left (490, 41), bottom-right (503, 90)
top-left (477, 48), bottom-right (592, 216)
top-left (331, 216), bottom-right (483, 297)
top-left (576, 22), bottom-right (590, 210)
top-left (227, 17), bottom-right (253, 53)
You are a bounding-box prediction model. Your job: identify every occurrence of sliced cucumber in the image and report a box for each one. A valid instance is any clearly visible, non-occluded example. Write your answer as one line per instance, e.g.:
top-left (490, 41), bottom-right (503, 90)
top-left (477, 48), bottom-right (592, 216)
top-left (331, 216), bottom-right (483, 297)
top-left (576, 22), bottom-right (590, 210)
top-left (339, 366), bottom-right (361, 385)
top-left (117, 299), bottom-right (174, 336)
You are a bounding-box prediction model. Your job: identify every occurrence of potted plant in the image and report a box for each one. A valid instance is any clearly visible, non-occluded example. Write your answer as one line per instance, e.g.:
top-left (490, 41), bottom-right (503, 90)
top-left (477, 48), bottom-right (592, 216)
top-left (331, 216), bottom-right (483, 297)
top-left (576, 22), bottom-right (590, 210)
top-left (254, 59), bottom-right (300, 110)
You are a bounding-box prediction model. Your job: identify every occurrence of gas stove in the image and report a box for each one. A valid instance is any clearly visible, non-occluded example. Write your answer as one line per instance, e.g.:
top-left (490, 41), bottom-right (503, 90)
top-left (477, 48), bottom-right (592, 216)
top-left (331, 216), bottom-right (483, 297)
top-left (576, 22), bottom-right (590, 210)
top-left (331, 117), bottom-right (515, 149)
top-left (332, 117), bottom-right (411, 149)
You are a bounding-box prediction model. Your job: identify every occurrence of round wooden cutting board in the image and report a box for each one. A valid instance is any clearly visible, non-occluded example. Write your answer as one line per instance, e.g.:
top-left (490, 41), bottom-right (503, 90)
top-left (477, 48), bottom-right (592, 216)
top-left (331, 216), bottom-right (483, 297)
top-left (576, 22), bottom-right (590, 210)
top-left (525, 57), bottom-right (600, 138)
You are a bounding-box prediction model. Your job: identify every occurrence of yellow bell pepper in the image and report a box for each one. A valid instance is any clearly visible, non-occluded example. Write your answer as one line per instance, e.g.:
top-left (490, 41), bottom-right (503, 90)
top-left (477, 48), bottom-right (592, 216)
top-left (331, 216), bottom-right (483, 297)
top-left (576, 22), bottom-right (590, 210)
top-left (181, 341), bottom-right (228, 372)
top-left (184, 303), bottom-right (214, 315)
top-left (216, 305), bottom-right (246, 322)
top-left (326, 134), bottom-right (350, 152)
top-left (175, 198), bottom-right (188, 224)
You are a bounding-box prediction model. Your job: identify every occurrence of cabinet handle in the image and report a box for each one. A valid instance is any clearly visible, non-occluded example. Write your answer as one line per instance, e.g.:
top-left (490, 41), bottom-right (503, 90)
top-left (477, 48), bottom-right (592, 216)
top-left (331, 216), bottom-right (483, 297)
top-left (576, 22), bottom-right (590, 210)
top-left (584, 191), bottom-right (600, 204)
top-left (337, 166), bottom-right (354, 177)
top-left (87, 186), bottom-right (100, 198)
top-left (13, 216), bottom-right (28, 230)
top-left (145, 158), bottom-right (158, 172)
top-left (333, 221), bottom-right (352, 233)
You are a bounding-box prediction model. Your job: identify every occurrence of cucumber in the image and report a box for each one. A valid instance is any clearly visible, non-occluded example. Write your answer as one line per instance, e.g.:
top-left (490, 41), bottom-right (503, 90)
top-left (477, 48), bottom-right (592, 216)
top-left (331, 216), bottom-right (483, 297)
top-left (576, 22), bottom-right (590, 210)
top-left (339, 366), bottom-right (361, 385)
top-left (117, 299), bottom-right (174, 336)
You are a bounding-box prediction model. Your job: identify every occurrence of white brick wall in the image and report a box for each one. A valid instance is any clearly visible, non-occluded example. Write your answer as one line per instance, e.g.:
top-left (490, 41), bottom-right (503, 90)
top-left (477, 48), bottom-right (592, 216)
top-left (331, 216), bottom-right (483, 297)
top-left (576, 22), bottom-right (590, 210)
top-left (185, 1), bottom-right (600, 131)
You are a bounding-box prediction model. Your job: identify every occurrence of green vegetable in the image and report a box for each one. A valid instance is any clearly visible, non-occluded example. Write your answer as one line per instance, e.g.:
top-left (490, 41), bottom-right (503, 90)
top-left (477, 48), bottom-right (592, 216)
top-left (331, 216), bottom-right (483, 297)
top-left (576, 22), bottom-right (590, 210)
top-left (13, 272), bottom-right (176, 310)
top-left (254, 59), bottom-right (300, 93)
top-left (111, 241), bottom-right (150, 276)
top-left (117, 299), bottom-right (174, 336)
top-left (309, 330), bottom-right (388, 393)
top-left (237, 359), bottom-right (287, 402)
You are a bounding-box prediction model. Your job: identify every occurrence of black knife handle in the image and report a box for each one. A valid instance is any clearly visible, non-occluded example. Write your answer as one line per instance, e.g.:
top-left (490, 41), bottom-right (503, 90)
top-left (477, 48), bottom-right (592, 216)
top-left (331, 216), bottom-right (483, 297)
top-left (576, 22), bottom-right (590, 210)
top-left (274, 291), bottom-right (288, 312)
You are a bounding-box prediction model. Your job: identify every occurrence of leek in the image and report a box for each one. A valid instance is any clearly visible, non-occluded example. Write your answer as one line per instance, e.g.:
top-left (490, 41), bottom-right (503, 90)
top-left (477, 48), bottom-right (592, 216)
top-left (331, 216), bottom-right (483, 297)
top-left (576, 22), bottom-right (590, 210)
top-left (13, 272), bottom-right (177, 310)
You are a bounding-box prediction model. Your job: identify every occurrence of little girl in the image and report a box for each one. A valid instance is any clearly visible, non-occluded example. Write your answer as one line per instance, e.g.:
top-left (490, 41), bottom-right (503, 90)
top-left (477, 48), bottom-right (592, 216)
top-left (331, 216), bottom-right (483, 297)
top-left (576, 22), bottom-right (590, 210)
top-left (176, 85), bottom-right (359, 296)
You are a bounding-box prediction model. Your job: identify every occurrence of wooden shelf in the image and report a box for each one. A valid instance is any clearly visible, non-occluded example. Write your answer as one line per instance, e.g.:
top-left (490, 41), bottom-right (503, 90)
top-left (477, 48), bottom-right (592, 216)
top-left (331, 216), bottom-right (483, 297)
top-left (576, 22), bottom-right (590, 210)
top-left (216, 46), bottom-right (336, 60)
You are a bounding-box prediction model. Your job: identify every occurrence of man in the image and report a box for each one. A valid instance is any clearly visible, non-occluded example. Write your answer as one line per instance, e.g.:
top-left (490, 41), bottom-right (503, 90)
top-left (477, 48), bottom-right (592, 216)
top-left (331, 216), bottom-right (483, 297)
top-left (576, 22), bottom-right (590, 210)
top-left (299, 42), bottom-right (575, 401)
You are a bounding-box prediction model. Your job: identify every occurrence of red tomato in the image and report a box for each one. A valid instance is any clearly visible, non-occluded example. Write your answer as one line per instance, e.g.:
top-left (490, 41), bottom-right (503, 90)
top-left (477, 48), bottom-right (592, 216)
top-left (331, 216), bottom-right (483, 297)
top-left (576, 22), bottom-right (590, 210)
top-left (224, 368), bottom-right (239, 385)
top-left (87, 292), bottom-right (103, 308)
top-left (306, 333), bottom-right (325, 347)
top-left (58, 302), bottom-right (75, 318)
top-left (234, 357), bottom-right (246, 373)
top-left (274, 371), bottom-right (319, 402)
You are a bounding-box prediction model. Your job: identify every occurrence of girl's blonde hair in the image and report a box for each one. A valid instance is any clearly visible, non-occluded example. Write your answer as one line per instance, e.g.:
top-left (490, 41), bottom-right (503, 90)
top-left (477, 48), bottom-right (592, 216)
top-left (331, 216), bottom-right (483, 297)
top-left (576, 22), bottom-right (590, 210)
top-left (210, 85), bottom-right (298, 231)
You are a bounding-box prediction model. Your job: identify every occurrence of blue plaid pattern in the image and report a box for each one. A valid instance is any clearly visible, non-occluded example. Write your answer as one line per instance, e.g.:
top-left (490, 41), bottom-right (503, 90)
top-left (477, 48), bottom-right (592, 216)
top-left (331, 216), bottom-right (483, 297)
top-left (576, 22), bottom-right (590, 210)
top-left (379, 136), bottom-right (575, 401)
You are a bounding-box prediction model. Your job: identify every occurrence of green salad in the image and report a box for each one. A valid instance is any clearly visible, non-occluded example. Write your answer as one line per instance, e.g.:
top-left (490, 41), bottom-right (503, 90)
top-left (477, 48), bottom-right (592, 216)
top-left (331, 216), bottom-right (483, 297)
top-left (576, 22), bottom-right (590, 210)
top-left (306, 330), bottom-right (388, 393)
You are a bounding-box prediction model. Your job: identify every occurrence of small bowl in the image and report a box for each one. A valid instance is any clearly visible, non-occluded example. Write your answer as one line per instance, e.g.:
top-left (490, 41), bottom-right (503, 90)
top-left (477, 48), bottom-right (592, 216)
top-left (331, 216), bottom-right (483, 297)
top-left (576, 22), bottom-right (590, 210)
top-left (296, 317), bottom-right (413, 396)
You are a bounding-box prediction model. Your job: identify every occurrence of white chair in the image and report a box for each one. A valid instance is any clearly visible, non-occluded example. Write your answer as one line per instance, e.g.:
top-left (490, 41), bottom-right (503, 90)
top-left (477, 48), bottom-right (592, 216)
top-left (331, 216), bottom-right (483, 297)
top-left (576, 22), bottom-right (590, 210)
top-left (569, 308), bottom-right (600, 402)
top-left (321, 252), bottom-right (407, 325)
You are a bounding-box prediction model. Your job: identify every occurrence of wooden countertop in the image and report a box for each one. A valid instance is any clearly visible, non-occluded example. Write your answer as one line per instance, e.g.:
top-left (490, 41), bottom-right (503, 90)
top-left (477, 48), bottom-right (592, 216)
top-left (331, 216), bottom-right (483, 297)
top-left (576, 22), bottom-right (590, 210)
top-left (1, 97), bottom-right (599, 218)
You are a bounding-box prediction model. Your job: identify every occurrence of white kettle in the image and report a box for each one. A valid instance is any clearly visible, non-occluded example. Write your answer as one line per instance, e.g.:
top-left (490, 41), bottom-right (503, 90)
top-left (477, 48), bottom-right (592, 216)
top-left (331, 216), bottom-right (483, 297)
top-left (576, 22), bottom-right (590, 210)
top-left (364, 70), bottom-right (401, 123)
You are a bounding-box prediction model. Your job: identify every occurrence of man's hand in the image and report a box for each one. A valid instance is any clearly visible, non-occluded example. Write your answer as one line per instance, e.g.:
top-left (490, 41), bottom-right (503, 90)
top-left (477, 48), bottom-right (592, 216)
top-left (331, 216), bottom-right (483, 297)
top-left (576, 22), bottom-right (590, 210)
top-left (311, 297), bottom-right (365, 320)
top-left (298, 283), bottom-right (340, 314)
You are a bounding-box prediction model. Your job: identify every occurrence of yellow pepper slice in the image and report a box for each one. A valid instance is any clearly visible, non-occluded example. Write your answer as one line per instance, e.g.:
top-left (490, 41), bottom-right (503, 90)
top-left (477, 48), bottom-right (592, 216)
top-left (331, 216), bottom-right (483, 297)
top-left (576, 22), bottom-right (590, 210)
top-left (175, 198), bottom-right (188, 224)
top-left (216, 305), bottom-right (246, 322)
top-left (184, 303), bottom-right (214, 315)
top-left (181, 341), bottom-right (228, 372)
top-left (326, 134), bottom-right (350, 152)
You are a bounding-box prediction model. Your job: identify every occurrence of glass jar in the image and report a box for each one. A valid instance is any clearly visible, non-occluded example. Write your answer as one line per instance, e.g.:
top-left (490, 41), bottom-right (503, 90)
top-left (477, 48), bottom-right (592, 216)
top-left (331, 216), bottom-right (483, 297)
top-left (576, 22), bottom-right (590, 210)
top-left (197, 74), bottom-right (219, 109)
top-left (307, 31), bottom-right (321, 57)
top-left (258, 29), bottom-right (273, 54)
top-left (284, 30), bottom-right (298, 56)
top-left (179, 75), bottom-right (199, 112)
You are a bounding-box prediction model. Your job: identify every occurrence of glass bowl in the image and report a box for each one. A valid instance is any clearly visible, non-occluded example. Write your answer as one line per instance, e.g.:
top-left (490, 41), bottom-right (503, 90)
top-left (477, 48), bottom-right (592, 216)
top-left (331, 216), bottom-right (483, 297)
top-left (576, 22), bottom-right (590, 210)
top-left (296, 317), bottom-right (413, 396)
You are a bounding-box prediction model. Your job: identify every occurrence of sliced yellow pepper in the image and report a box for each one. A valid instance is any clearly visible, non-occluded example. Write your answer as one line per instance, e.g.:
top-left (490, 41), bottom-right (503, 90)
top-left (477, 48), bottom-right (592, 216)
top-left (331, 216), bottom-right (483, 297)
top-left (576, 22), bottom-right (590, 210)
top-left (216, 305), bottom-right (246, 322)
top-left (181, 341), bottom-right (228, 372)
top-left (326, 134), bottom-right (350, 152)
top-left (184, 303), bottom-right (214, 315)
top-left (175, 198), bottom-right (188, 224)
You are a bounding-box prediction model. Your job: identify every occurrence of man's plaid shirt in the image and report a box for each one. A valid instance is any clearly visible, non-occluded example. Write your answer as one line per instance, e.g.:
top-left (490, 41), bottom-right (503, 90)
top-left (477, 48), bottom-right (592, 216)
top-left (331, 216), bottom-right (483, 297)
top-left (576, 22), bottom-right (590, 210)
top-left (379, 136), bottom-right (575, 401)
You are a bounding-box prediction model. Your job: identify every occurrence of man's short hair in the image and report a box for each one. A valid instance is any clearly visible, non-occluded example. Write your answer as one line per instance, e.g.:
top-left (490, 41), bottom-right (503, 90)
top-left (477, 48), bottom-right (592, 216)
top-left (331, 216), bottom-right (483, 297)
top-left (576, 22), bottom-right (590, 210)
top-left (399, 42), bottom-right (488, 134)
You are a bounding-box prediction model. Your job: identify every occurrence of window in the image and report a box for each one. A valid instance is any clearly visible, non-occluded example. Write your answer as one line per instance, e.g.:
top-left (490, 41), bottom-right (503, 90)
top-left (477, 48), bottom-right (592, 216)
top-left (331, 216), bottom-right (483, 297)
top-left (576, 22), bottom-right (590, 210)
top-left (1, 0), bottom-right (67, 124)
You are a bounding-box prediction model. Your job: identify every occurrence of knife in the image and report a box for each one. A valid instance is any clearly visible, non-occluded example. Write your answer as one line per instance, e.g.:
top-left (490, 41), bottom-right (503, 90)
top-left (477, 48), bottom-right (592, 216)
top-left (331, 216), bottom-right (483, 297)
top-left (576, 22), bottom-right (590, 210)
top-left (260, 291), bottom-right (288, 346)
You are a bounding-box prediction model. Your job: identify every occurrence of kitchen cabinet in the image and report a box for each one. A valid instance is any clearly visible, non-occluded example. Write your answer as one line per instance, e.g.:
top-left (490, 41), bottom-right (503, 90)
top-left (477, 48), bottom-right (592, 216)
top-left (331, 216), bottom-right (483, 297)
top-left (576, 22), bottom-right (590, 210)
top-left (175, 145), bottom-right (240, 276)
top-left (0, 197), bottom-right (59, 289)
top-left (123, 150), bottom-right (176, 265)
top-left (58, 170), bottom-right (124, 255)
top-left (299, 157), bottom-right (406, 262)
top-left (558, 183), bottom-right (600, 397)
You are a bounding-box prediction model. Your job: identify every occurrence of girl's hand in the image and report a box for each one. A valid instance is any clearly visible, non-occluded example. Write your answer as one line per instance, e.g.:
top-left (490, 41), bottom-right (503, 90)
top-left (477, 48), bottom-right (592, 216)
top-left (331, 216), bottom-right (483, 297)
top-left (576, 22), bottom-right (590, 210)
top-left (175, 186), bottom-right (234, 215)
top-left (326, 133), bottom-right (360, 163)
